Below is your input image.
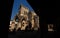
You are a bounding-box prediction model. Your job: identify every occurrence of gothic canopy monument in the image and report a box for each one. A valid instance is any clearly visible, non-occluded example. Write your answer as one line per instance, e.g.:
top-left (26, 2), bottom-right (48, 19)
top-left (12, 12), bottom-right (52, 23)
top-left (9, 4), bottom-right (39, 31)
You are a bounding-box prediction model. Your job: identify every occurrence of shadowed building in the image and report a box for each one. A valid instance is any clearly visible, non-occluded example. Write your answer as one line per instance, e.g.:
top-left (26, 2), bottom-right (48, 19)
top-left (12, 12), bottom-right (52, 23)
top-left (48, 24), bottom-right (54, 31)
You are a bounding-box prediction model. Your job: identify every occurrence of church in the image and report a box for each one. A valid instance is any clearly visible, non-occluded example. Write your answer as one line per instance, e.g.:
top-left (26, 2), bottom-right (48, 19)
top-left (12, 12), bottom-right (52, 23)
top-left (9, 4), bottom-right (39, 32)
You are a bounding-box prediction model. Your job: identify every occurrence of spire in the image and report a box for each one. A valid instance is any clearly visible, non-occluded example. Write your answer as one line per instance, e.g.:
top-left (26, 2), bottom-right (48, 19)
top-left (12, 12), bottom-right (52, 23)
top-left (19, 4), bottom-right (29, 10)
top-left (18, 4), bottom-right (24, 10)
top-left (20, 3), bottom-right (24, 7)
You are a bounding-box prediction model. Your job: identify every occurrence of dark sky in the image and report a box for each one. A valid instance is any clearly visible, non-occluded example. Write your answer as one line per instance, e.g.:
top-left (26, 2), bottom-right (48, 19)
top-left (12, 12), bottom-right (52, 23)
top-left (11, 0), bottom-right (34, 20)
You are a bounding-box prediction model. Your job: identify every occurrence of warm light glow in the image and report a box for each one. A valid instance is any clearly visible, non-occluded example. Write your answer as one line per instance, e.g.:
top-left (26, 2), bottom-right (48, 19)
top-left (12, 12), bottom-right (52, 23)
top-left (48, 24), bottom-right (54, 31)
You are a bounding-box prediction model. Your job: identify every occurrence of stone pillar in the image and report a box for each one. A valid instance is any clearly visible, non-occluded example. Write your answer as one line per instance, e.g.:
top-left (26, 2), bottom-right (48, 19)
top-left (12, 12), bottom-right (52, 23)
top-left (9, 21), bottom-right (15, 32)
top-left (34, 16), bottom-right (39, 30)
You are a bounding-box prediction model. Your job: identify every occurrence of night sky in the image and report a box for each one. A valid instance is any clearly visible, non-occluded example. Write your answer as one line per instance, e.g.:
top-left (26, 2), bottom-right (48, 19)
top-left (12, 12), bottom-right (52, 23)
top-left (11, 0), bottom-right (34, 20)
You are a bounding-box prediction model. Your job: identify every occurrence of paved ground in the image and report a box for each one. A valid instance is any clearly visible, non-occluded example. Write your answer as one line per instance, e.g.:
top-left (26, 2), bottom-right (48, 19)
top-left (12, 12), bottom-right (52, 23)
top-left (8, 31), bottom-right (40, 38)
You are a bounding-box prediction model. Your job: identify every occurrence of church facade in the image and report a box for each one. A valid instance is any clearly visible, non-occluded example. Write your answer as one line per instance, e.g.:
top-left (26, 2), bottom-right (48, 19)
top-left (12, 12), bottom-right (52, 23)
top-left (9, 4), bottom-right (39, 31)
